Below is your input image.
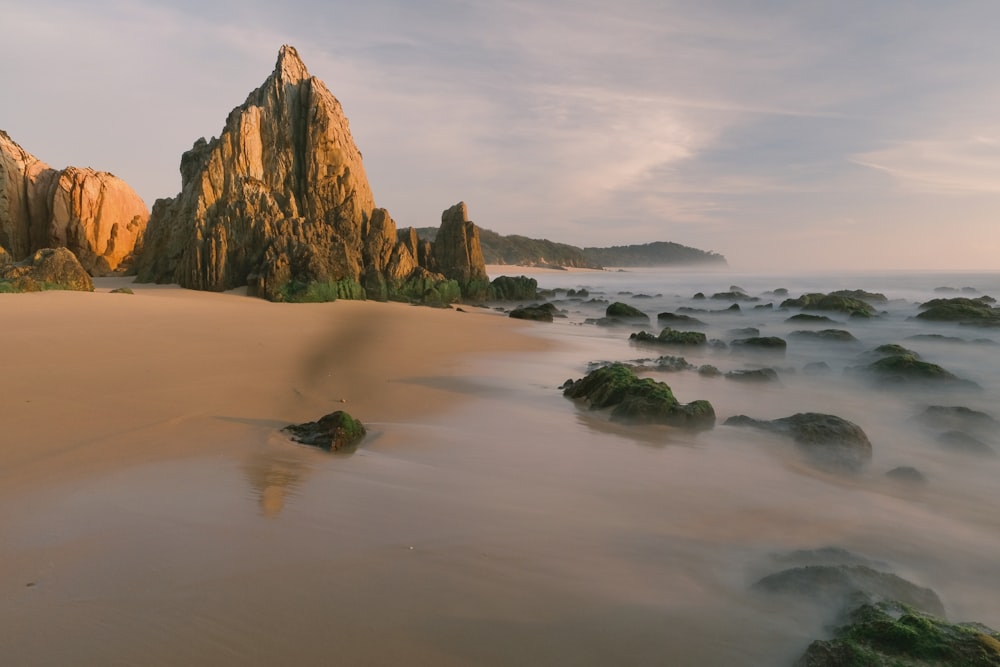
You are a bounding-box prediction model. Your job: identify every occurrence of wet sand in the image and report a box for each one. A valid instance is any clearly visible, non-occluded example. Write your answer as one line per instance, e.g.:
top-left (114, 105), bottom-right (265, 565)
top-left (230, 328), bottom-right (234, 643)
top-left (3, 273), bottom-right (1000, 666)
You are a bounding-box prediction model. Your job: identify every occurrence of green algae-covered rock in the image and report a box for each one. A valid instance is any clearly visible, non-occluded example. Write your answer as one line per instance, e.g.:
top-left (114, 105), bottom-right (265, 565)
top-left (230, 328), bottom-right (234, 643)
top-left (0, 247), bottom-right (95, 293)
top-left (606, 301), bottom-right (648, 321)
top-left (276, 278), bottom-right (365, 302)
top-left (731, 336), bottom-right (787, 351)
top-left (725, 412), bottom-right (872, 472)
top-left (489, 275), bottom-right (538, 301)
top-left (630, 328), bottom-right (707, 346)
top-left (509, 304), bottom-right (554, 322)
top-left (563, 363), bottom-right (715, 429)
top-left (790, 329), bottom-right (858, 342)
top-left (867, 354), bottom-right (957, 381)
top-left (795, 601), bottom-right (1000, 667)
top-left (782, 292), bottom-right (875, 317)
top-left (282, 411), bottom-right (366, 452)
top-left (916, 297), bottom-right (1000, 325)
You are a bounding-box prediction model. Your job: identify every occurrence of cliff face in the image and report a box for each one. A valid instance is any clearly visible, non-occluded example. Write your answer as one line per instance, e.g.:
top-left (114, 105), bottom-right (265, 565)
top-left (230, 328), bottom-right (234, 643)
top-left (0, 131), bottom-right (148, 275)
top-left (135, 45), bottom-right (489, 303)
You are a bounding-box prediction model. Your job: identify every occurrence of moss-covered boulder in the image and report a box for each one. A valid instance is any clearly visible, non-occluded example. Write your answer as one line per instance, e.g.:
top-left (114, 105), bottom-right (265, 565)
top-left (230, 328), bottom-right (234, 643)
top-left (489, 275), bottom-right (538, 301)
top-left (916, 405), bottom-right (999, 434)
top-left (829, 289), bottom-right (888, 304)
top-left (656, 311), bottom-right (705, 326)
top-left (866, 354), bottom-right (959, 382)
top-left (282, 411), bottom-right (366, 452)
top-left (916, 297), bottom-right (1000, 326)
top-left (0, 247), bottom-right (95, 293)
top-left (786, 313), bottom-right (838, 323)
top-left (562, 363), bottom-right (715, 429)
top-left (781, 292), bottom-right (875, 318)
top-left (731, 336), bottom-right (787, 352)
top-left (509, 304), bottom-right (554, 322)
top-left (795, 601), bottom-right (1000, 667)
top-left (275, 278), bottom-right (365, 303)
top-left (606, 301), bottom-right (648, 321)
top-left (725, 412), bottom-right (872, 472)
top-left (638, 327), bottom-right (707, 346)
top-left (394, 267), bottom-right (462, 305)
top-left (790, 329), bottom-right (858, 342)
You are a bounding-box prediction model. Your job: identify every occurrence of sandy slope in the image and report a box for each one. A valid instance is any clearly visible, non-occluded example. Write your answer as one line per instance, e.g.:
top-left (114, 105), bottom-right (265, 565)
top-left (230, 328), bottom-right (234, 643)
top-left (0, 279), bottom-right (547, 493)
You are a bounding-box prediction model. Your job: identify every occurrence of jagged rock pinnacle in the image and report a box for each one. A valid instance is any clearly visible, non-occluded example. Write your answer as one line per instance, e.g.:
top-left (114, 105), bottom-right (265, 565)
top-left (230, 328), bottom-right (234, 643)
top-left (275, 45), bottom-right (310, 84)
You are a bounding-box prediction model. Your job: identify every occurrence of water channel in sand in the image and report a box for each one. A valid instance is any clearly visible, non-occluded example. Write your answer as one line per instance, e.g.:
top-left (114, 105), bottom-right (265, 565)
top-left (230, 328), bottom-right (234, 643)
top-left (2, 268), bottom-right (999, 665)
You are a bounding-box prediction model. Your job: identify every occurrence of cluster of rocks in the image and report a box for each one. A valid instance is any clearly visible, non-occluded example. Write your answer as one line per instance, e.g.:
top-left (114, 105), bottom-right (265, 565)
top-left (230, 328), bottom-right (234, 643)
top-left (2, 46), bottom-right (523, 306)
top-left (754, 548), bottom-right (1000, 666)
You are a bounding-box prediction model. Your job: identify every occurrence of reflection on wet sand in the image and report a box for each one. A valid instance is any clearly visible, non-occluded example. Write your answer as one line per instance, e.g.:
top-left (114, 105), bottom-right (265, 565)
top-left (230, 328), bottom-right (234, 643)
top-left (242, 445), bottom-right (312, 518)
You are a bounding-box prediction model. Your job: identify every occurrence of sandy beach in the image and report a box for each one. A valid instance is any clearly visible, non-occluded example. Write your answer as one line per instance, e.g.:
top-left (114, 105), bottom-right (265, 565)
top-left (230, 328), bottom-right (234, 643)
top-left (4, 271), bottom-right (1000, 666)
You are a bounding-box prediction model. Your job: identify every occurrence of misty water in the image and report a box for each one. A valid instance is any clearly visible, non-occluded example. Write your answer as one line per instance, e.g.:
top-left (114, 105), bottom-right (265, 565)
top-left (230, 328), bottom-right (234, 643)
top-left (5, 268), bottom-right (1000, 665)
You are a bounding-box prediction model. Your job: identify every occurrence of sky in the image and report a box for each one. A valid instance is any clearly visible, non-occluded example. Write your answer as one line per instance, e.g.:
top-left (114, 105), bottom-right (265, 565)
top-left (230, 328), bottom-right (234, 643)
top-left (2, 0), bottom-right (999, 271)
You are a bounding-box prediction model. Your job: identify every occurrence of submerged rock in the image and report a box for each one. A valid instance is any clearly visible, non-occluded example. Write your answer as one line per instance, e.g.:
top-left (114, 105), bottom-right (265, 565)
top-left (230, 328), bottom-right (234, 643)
top-left (794, 601), bottom-right (1000, 667)
top-left (0, 247), bottom-right (94, 292)
top-left (937, 430), bottom-right (996, 456)
top-left (790, 329), bottom-right (858, 342)
top-left (885, 466), bottom-right (928, 484)
top-left (917, 405), bottom-right (999, 434)
top-left (725, 412), bottom-right (872, 472)
top-left (755, 564), bottom-right (944, 617)
top-left (562, 363), bottom-right (715, 429)
top-left (731, 336), bottom-right (787, 352)
top-left (282, 411), bottom-right (366, 452)
top-left (656, 311), bottom-right (705, 326)
top-left (786, 313), bottom-right (838, 324)
top-left (725, 368), bottom-right (779, 382)
top-left (781, 293), bottom-right (875, 318)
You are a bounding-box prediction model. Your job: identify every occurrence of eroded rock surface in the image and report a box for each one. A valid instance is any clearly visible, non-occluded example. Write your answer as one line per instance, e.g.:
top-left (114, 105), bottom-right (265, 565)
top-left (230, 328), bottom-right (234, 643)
top-left (0, 130), bottom-right (148, 275)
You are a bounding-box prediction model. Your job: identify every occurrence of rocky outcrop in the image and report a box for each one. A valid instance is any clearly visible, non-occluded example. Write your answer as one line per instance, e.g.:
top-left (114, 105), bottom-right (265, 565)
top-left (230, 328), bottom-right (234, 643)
top-left (0, 246), bottom-right (94, 292)
top-left (135, 46), bottom-right (489, 304)
top-left (725, 412), bottom-right (872, 472)
top-left (0, 130), bottom-right (148, 275)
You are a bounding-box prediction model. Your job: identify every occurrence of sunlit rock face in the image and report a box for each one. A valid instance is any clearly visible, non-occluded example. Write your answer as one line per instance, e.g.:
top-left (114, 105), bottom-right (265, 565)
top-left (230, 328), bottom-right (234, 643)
top-left (135, 45), bottom-right (490, 303)
top-left (0, 131), bottom-right (148, 275)
top-left (135, 45), bottom-right (385, 298)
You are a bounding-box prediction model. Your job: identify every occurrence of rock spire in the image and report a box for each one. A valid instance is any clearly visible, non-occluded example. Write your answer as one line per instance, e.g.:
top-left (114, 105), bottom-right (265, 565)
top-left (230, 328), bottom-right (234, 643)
top-left (135, 45), bottom-right (490, 303)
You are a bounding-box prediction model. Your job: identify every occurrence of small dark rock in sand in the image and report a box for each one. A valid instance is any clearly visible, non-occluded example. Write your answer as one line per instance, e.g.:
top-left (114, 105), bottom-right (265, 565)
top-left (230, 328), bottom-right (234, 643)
top-left (283, 411), bottom-right (367, 452)
top-left (725, 412), bottom-right (872, 472)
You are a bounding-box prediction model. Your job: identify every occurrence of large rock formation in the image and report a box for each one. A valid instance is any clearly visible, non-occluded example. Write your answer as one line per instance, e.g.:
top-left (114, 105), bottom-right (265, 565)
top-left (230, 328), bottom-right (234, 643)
top-left (0, 246), bottom-right (94, 292)
top-left (0, 130), bottom-right (148, 275)
top-left (135, 45), bottom-right (489, 303)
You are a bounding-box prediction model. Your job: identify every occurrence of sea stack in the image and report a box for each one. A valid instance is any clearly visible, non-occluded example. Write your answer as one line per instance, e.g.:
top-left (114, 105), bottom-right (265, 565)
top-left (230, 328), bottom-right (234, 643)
top-left (136, 45), bottom-right (488, 303)
top-left (0, 130), bottom-right (149, 275)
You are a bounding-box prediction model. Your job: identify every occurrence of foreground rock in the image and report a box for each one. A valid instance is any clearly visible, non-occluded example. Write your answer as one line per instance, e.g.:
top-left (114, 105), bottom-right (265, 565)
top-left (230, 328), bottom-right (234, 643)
top-left (725, 412), bottom-right (872, 472)
top-left (282, 411), bottom-right (366, 451)
top-left (0, 247), bottom-right (94, 292)
top-left (795, 601), bottom-right (1000, 667)
top-left (0, 130), bottom-right (148, 275)
top-left (134, 46), bottom-right (488, 304)
top-left (562, 363), bottom-right (715, 428)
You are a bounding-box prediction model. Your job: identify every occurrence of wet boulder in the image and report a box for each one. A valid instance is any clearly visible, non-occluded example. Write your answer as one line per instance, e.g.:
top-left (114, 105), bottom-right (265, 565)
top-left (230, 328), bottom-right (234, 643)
top-left (606, 301), bottom-right (648, 321)
top-left (781, 292), bottom-right (875, 318)
top-left (509, 304), bottom-right (555, 322)
top-left (656, 312), bottom-right (705, 327)
top-left (0, 247), bottom-right (94, 292)
top-left (725, 368), bottom-right (779, 382)
top-left (489, 275), bottom-right (538, 301)
top-left (917, 405), bottom-right (999, 435)
top-left (794, 601), bottom-right (1000, 667)
top-left (786, 313), bottom-right (838, 324)
top-left (916, 297), bottom-right (1000, 326)
top-left (283, 411), bottom-right (366, 452)
top-left (562, 363), bottom-right (715, 429)
top-left (885, 466), bottom-right (928, 485)
top-left (937, 430), bottom-right (996, 456)
top-left (790, 329), bottom-right (858, 342)
top-left (724, 412), bottom-right (872, 472)
top-left (754, 564), bottom-right (944, 618)
top-left (630, 327), bottom-right (707, 346)
top-left (731, 336), bottom-right (787, 353)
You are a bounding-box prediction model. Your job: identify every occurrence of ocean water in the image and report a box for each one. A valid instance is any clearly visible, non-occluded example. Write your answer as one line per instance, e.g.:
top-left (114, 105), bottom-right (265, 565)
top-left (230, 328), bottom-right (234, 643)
top-left (3, 268), bottom-right (999, 666)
